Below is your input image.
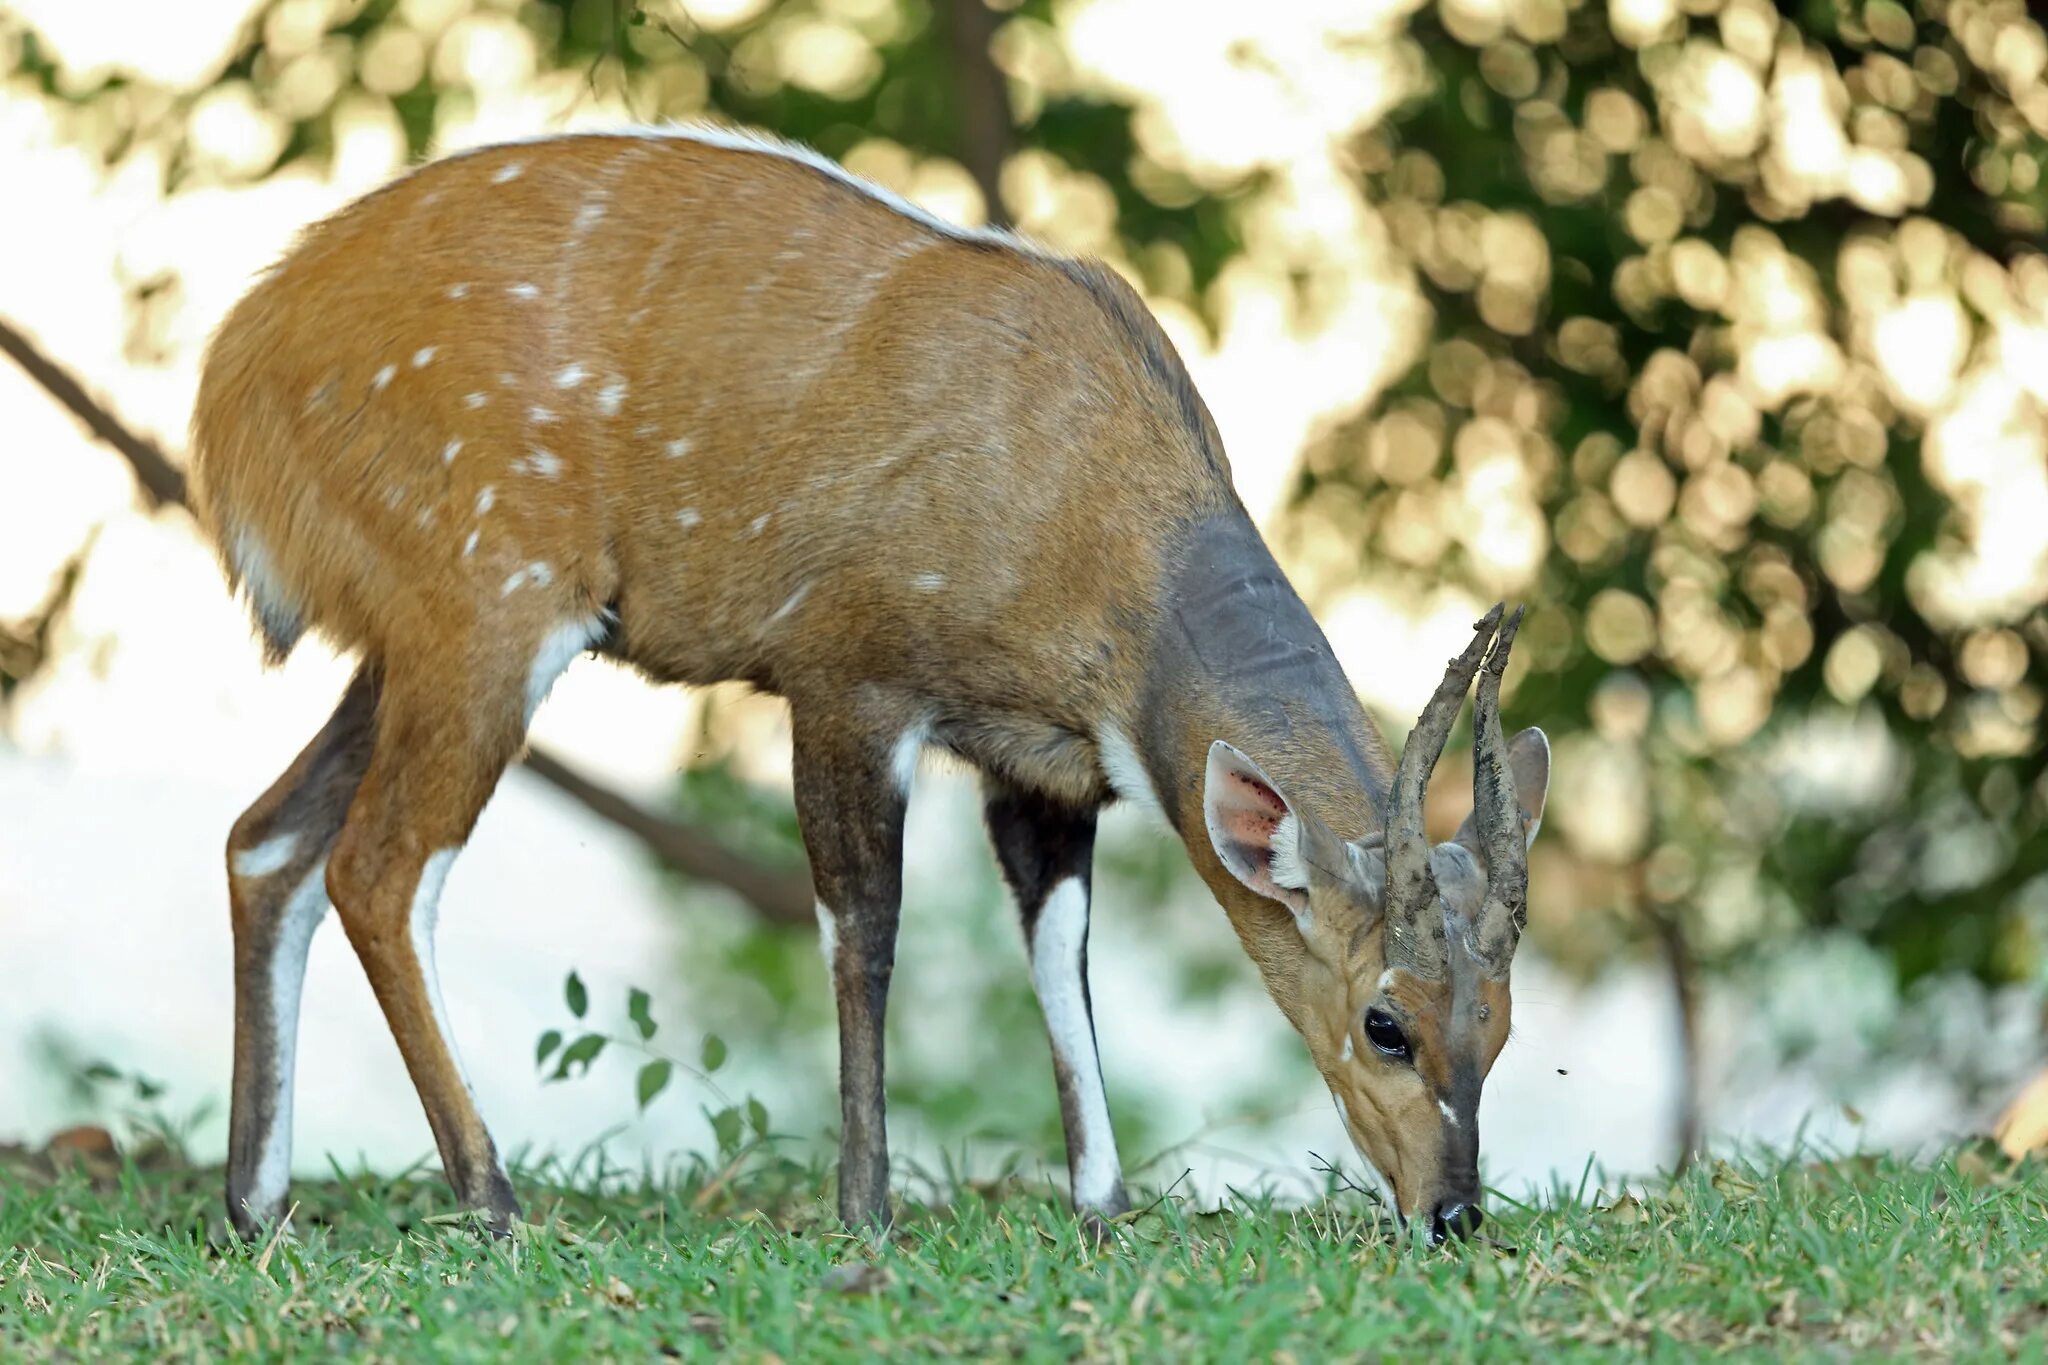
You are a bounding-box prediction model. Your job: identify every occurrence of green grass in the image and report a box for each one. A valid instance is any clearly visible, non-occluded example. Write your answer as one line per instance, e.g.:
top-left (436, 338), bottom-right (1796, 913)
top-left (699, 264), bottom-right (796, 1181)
top-left (1, 1144), bottom-right (2044, 1360)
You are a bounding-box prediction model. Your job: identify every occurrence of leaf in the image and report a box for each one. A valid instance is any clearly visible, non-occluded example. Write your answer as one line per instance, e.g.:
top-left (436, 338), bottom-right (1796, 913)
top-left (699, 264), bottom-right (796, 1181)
top-left (536, 1030), bottom-right (563, 1068)
top-left (745, 1097), bottom-right (770, 1138)
top-left (552, 1033), bottom-right (607, 1080)
top-left (701, 1033), bottom-right (727, 1074)
top-left (628, 988), bottom-right (656, 1041)
top-left (637, 1060), bottom-right (672, 1111)
top-left (133, 1077), bottom-right (164, 1102)
top-left (565, 971), bottom-right (588, 1019)
top-left (709, 1105), bottom-right (743, 1155)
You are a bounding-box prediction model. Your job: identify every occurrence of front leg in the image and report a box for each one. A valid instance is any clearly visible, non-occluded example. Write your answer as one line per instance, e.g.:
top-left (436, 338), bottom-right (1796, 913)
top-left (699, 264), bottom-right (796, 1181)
top-left (984, 782), bottom-right (1131, 1221)
top-left (792, 705), bottom-right (912, 1230)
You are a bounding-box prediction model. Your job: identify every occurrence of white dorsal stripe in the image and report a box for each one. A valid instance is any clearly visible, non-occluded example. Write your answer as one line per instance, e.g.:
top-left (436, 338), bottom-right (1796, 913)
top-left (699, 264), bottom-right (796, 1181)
top-left (431, 123), bottom-right (1051, 259)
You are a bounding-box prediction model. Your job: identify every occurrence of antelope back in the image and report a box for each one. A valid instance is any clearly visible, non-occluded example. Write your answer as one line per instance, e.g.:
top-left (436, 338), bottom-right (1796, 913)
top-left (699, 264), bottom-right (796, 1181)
top-left (192, 128), bottom-right (1227, 720)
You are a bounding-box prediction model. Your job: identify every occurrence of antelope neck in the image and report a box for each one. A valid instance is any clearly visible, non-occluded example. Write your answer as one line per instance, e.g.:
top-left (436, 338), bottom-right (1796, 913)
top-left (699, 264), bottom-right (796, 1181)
top-left (1133, 511), bottom-right (1394, 846)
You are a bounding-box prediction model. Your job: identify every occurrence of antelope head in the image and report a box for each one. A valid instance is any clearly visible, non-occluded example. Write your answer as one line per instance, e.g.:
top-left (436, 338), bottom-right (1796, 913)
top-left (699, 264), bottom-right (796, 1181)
top-left (1202, 605), bottom-right (1549, 1241)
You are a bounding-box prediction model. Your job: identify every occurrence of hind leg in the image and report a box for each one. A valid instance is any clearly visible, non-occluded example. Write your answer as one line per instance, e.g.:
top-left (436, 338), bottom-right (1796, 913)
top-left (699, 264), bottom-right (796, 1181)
top-left (321, 638), bottom-right (567, 1231)
top-left (224, 666), bottom-right (380, 1238)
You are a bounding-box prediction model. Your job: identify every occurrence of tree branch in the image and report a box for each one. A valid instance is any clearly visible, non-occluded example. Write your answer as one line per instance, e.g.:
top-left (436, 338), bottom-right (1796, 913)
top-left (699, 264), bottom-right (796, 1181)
top-left (943, 0), bottom-right (1013, 229)
top-left (0, 312), bottom-right (815, 925)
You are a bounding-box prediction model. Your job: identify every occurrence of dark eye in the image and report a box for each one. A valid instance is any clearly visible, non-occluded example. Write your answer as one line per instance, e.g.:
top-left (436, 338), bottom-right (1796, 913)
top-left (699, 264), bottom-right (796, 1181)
top-left (1364, 1008), bottom-right (1410, 1059)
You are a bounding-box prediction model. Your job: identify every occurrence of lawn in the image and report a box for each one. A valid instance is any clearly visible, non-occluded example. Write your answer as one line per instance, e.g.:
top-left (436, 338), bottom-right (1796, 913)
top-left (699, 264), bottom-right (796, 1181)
top-left (1, 1141), bottom-right (2042, 1360)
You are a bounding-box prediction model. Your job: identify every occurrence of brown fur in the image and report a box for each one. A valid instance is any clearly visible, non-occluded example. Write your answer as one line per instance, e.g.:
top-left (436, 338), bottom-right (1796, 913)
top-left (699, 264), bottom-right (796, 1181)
top-left (192, 130), bottom-right (1549, 1236)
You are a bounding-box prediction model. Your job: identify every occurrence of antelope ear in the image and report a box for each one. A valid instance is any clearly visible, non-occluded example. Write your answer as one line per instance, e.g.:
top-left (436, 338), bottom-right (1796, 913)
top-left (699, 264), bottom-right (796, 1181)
top-left (1454, 726), bottom-right (1550, 861)
top-left (1203, 741), bottom-right (1323, 928)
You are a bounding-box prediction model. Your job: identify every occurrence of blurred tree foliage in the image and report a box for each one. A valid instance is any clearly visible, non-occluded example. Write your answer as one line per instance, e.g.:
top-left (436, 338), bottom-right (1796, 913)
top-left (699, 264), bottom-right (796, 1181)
top-left (1294, 0), bottom-right (2046, 991)
top-left (5, 0), bottom-right (2043, 1014)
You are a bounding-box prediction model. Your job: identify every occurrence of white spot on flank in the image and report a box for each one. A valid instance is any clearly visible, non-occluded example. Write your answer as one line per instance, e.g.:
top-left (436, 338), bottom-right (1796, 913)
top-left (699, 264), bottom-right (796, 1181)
top-left (912, 572), bottom-right (945, 592)
top-left (447, 282), bottom-right (470, 299)
top-left (1095, 724), bottom-right (1163, 821)
top-left (765, 583), bottom-right (810, 627)
top-left (371, 364), bottom-right (396, 391)
top-left (523, 614), bottom-right (606, 723)
top-left (815, 900), bottom-right (837, 966)
top-left (596, 378), bottom-right (627, 415)
top-left (1439, 1100), bottom-right (1459, 1128)
top-left (1031, 879), bottom-right (1123, 1210)
top-left (464, 392), bottom-right (488, 409)
top-left (246, 857), bottom-right (329, 1216)
top-left (634, 424), bottom-right (658, 437)
top-left (409, 849), bottom-right (474, 1093)
top-left (476, 485), bottom-right (496, 514)
top-left (554, 364), bottom-right (587, 389)
top-left (232, 832), bottom-right (300, 881)
top-left (441, 439), bottom-right (463, 465)
top-left (519, 447), bottom-right (562, 478)
top-left (890, 719), bottom-right (930, 795)
top-left (528, 405), bottom-right (558, 425)
top-left (412, 346), bottom-right (437, 368)
top-left (492, 161), bottom-right (524, 183)
top-left (508, 283), bottom-right (539, 300)
top-left (574, 200), bottom-right (607, 232)
top-left (664, 437), bottom-right (692, 459)
top-left (675, 508), bottom-right (700, 529)
top-left (746, 512), bottom-right (771, 537)
top-left (501, 562), bottom-right (553, 596)
top-left (463, 529), bottom-right (480, 557)
top-left (497, 372), bottom-right (518, 388)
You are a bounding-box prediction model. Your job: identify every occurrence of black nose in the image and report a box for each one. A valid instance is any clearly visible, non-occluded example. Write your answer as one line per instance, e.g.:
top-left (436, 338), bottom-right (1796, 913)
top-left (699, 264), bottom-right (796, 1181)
top-left (1430, 1201), bottom-right (1483, 1244)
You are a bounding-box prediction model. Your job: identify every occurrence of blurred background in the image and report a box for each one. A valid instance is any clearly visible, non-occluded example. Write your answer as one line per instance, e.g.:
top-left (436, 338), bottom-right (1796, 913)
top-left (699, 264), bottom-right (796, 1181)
top-left (2, 0), bottom-right (2045, 1205)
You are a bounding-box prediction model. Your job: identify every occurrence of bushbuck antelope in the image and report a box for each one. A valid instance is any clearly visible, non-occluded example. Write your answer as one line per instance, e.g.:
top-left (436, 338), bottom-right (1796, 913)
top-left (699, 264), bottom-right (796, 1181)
top-left (193, 126), bottom-right (1550, 1243)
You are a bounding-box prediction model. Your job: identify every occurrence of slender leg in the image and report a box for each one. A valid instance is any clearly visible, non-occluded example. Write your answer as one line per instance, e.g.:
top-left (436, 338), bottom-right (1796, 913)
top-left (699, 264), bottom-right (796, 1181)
top-left (324, 664), bottom-right (532, 1230)
top-left (224, 667), bottom-right (380, 1239)
top-left (792, 707), bottom-right (911, 1229)
top-left (984, 782), bottom-right (1130, 1220)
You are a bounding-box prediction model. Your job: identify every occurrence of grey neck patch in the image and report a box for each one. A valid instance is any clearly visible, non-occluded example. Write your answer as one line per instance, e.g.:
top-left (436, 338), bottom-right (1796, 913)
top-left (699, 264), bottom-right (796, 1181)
top-left (1137, 511), bottom-right (1388, 838)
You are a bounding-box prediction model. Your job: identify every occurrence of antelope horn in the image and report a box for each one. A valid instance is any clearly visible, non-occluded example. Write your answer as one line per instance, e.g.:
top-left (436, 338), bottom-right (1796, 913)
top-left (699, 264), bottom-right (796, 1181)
top-left (1383, 604), bottom-right (1502, 982)
top-left (1470, 606), bottom-right (1528, 978)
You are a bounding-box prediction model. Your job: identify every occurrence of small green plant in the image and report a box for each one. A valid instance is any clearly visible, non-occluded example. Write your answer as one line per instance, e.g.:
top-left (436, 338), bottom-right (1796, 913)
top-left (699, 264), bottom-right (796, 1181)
top-left (537, 971), bottom-right (773, 1165)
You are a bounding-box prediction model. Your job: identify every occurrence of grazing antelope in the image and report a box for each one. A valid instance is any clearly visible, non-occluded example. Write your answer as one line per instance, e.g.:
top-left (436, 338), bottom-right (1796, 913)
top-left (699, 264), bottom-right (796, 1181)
top-left (193, 125), bottom-right (1550, 1243)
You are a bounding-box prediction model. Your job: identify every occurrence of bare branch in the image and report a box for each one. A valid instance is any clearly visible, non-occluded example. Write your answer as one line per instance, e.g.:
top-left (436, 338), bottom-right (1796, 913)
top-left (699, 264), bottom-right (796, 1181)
top-left (0, 316), bottom-right (187, 508)
top-left (0, 310), bottom-right (816, 925)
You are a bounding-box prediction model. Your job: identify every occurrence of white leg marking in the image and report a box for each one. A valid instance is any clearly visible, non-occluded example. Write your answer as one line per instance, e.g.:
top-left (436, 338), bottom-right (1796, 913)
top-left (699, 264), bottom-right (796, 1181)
top-left (410, 848), bottom-right (472, 1092)
top-left (249, 858), bottom-right (329, 1213)
top-left (233, 831), bottom-right (301, 880)
top-left (890, 720), bottom-right (930, 796)
top-left (1095, 724), bottom-right (1164, 821)
top-left (814, 900), bottom-right (837, 966)
top-left (1030, 878), bottom-right (1123, 1209)
top-left (523, 614), bottom-right (607, 723)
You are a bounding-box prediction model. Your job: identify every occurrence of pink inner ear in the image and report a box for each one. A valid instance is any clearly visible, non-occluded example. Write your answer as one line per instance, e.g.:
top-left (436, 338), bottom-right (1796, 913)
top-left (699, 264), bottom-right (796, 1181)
top-left (1228, 769), bottom-right (1287, 819)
